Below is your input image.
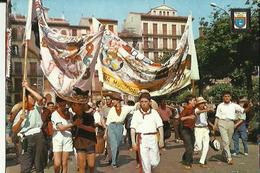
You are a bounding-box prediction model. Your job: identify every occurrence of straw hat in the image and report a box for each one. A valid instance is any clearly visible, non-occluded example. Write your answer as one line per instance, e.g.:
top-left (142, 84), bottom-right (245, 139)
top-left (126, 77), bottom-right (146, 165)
top-left (196, 97), bottom-right (207, 105)
top-left (110, 92), bottom-right (123, 101)
top-left (239, 97), bottom-right (248, 103)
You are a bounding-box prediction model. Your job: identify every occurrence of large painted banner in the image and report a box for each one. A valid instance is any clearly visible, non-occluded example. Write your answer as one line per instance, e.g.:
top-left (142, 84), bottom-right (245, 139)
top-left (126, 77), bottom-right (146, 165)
top-left (100, 15), bottom-right (199, 96)
top-left (35, 0), bottom-right (103, 102)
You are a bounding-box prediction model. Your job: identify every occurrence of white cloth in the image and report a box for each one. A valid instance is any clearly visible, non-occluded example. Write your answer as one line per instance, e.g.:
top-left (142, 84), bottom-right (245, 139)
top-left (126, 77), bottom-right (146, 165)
top-left (194, 127), bottom-right (210, 164)
top-left (131, 109), bottom-right (163, 133)
top-left (106, 105), bottom-right (135, 125)
top-left (140, 134), bottom-right (160, 173)
top-left (51, 111), bottom-right (73, 152)
top-left (131, 109), bottom-right (162, 173)
top-left (195, 108), bottom-right (208, 127)
top-left (93, 111), bottom-right (101, 124)
top-left (215, 102), bottom-right (244, 120)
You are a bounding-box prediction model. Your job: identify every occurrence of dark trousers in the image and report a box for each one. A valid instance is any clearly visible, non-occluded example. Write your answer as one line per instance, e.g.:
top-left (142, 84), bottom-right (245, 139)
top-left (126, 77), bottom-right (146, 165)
top-left (180, 127), bottom-right (195, 166)
top-left (126, 128), bottom-right (132, 148)
top-left (20, 132), bottom-right (47, 173)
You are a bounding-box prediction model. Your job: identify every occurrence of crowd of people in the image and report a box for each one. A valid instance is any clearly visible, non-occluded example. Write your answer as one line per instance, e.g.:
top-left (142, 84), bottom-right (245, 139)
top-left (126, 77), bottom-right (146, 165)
top-left (6, 81), bottom-right (253, 173)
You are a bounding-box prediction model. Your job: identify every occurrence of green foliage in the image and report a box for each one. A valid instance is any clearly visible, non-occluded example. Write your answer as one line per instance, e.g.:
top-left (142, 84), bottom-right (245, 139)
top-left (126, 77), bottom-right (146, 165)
top-left (204, 83), bottom-right (247, 104)
top-left (195, 3), bottom-right (259, 97)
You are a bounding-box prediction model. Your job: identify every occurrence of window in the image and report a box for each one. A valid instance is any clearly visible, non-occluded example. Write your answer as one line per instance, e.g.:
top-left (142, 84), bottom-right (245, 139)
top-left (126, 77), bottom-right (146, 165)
top-left (167, 11), bottom-right (169, 16)
top-left (181, 25), bottom-right (185, 34)
top-left (159, 11), bottom-right (162, 15)
top-left (153, 38), bottom-right (158, 49)
top-left (163, 38), bottom-right (167, 49)
top-left (172, 39), bottom-right (177, 50)
top-left (17, 28), bottom-right (24, 41)
top-left (30, 78), bottom-right (37, 87)
top-left (153, 23), bottom-right (157, 35)
top-left (154, 52), bottom-right (158, 60)
top-left (14, 62), bottom-right (22, 74)
top-left (12, 28), bottom-right (17, 40)
top-left (163, 24), bottom-right (167, 35)
top-left (30, 62), bottom-right (37, 76)
top-left (108, 25), bottom-right (114, 32)
top-left (144, 52), bottom-right (148, 58)
top-left (172, 25), bottom-right (176, 36)
top-left (14, 78), bottom-right (22, 92)
top-left (132, 39), bottom-right (138, 49)
top-left (143, 23), bottom-right (148, 34)
top-left (72, 29), bottom-right (77, 36)
top-left (143, 37), bottom-right (148, 49)
top-left (163, 11), bottom-right (166, 16)
top-left (15, 94), bottom-right (21, 103)
top-left (61, 30), bottom-right (67, 35)
top-left (11, 45), bottom-right (19, 56)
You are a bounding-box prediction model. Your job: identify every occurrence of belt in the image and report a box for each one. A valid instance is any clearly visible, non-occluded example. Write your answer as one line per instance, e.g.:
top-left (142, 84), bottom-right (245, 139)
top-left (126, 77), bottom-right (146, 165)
top-left (220, 119), bottom-right (234, 122)
top-left (111, 122), bottom-right (124, 125)
top-left (195, 126), bottom-right (208, 128)
top-left (137, 132), bottom-right (157, 135)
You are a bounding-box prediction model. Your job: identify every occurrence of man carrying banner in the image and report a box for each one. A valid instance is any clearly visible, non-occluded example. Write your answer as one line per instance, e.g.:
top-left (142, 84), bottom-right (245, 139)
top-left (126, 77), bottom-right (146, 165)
top-left (131, 92), bottom-right (164, 173)
top-left (12, 81), bottom-right (46, 173)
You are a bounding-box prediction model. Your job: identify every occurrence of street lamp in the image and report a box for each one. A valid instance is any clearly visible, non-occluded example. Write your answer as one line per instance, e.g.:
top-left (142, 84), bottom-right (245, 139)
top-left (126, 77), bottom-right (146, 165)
top-left (210, 2), bottom-right (230, 16)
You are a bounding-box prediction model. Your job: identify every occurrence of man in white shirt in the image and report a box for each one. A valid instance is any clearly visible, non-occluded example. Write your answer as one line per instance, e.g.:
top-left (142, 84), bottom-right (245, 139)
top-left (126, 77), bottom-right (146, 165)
top-left (213, 91), bottom-right (249, 165)
top-left (104, 92), bottom-right (136, 168)
top-left (12, 81), bottom-right (46, 173)
top-left (194, 97), bottom-right (214, 168)
top-left (131, 92), bottom-right (164, 173)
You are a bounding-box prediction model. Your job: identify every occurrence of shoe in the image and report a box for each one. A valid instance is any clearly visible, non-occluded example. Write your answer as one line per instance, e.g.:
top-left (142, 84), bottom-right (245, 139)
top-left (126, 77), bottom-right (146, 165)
top-left (136, 164), bottom-right (140, 169)
top-left (101, 159), bottom-right (111, 165)
top-left (200, 164), bottom-right (208, 168)
top-left (244, 153), bottom-right (248, 156)
top-left (162, 148), bottom-right (166, 151)
top-left (194, 151), bottom-right (199, 155)
top-left (112, 164), bottom-right (118, 168)
top-left (232, 153), bottom-right (238, 157)
top-left (184, 165), bottom-right (191, 169)
top-left (227, 159), bottom-right (233, 165)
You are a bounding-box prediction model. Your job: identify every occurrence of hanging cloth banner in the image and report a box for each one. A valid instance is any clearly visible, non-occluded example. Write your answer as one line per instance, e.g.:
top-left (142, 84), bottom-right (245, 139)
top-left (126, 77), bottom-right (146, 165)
top-left (34, 0), bottom-right (103, 103)
top-left (100, 15), bottom-right (199, 96)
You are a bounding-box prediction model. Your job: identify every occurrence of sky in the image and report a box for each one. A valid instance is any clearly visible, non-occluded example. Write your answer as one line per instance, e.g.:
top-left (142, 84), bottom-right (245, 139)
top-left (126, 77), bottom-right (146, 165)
top-left (11, 0), bottom-right (250, 39)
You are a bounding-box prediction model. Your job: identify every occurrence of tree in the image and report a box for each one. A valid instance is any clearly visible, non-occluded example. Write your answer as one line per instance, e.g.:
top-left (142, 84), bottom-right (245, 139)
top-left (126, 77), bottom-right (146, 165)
top-left (195, 2), bottom-right (259, 98)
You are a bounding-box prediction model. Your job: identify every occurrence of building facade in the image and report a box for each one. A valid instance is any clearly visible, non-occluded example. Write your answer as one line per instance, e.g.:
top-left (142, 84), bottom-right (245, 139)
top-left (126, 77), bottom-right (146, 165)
top-left (123, 4), bottom-right (188, 62)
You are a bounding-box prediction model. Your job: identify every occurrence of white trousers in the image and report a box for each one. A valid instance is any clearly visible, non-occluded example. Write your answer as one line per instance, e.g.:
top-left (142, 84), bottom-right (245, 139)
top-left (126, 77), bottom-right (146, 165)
top-left (140, 134), bottom-right (160, 173)
top-left (194, 127), bottom-right (210, 164)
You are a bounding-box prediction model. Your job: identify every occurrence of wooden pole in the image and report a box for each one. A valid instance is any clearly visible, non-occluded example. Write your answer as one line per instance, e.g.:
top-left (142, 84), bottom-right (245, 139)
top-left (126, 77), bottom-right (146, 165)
top-left (22, 40), bottom-right (29, 116)
top-left (100, 82), bottom-right (103, 99)
top-left (192, 80), bottom-right (195, 96)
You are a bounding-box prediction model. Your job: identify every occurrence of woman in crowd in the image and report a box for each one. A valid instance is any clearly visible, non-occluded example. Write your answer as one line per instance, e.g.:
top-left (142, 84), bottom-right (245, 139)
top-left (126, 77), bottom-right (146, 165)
top-left (51, 96), bottom-right (75, 173)
top-left (71, 102), bottom-right (96, 173)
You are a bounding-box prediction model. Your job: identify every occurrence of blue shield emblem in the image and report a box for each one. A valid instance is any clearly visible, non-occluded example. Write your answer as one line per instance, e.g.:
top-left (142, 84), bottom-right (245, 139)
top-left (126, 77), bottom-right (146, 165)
top-left (234, 17), bottom-right (246, 28)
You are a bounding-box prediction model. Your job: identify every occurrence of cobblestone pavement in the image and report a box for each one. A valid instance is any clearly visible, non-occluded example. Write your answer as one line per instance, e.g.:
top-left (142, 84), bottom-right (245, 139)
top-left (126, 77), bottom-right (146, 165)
top-left (6, 135), bottom-right (259, 173)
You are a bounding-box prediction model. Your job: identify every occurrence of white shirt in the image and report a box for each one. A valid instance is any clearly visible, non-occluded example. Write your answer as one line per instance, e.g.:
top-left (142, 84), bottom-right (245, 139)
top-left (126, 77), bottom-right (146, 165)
top-left (13, 103), bottom-right (43, 136)
top-left (51, 111), bottom-right (72, 139)
top-left (93, 111), bottom-right (101, 124)
top-left (106, 105), bottom-right (135, 126)
top-left (195, 108), bottom-right (208, 127)
top-left (235, 112), bottom-right (246, 121)
top-left (215, 102), bottom-right (244, 120)
top-left (131, 109), bottom-right (163, 134)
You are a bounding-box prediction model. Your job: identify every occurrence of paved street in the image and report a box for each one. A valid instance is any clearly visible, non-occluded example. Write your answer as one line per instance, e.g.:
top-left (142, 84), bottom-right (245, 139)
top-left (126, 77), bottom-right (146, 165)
top-left (6, 135), bottom-right (259, 173)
